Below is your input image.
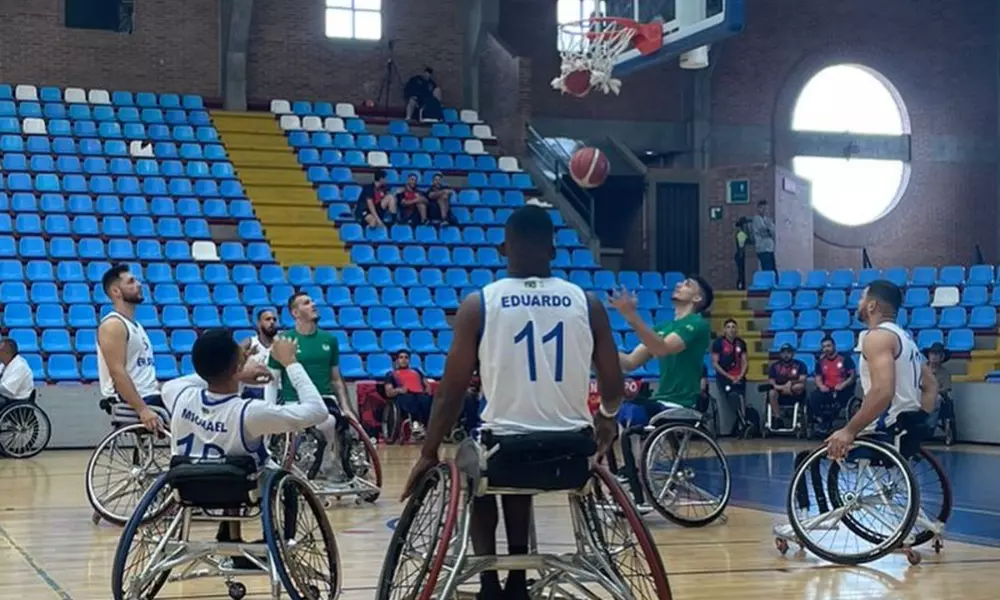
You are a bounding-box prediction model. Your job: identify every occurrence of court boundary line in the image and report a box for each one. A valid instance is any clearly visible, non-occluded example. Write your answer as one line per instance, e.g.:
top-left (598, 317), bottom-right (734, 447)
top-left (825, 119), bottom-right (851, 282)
top-left (0, 522), bottom-right (75, 600)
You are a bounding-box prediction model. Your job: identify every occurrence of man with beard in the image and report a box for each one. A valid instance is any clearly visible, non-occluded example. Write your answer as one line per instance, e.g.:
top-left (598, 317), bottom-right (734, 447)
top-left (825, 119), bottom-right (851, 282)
top-left (826, 280), bottom-right (937, 460)
top-left (96, 264), bottom-right (167, 432)
top-left (267, 291), bottom-right (355, 478)
top-left (240, 308), bottom-right (278, 400)
top-left (766, 343), bottom-right (808, 429)
top-left (396, 172), bottom-right (430, 225)
top-left (808, 335), bottom-right (856, 436)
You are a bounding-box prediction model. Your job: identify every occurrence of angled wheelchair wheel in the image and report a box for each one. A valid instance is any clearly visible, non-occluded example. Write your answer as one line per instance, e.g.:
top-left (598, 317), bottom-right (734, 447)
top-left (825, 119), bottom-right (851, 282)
top-left (382, 401), bottom-right (403, 445)
top-left (345, 415), bottom-right (383, 502)
top-left (639, 423), bottom-right (731, 527)
top-left (376, 461), bottom-right (461, 600)
top-left (787, 438), bottom-right (919, 565)
top-left (579, 466), bottom-right (672, 600)
top-left (0, 400), bottom-right (52, 459)
top-left (87, 424), bottom-right (173, 526)
top-left (110, 473), bottom-right (180, 600)
top-left (262, 470), bottom-right (341, 600)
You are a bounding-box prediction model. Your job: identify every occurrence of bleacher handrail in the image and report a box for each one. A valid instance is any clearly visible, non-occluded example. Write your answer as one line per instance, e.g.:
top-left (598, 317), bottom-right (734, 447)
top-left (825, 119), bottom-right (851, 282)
top-left (525, 124), bottom-right (596, 233)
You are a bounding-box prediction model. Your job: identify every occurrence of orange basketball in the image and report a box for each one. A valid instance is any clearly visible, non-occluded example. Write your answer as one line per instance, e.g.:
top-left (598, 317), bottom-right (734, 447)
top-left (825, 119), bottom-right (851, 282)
top-left (569, 146), bottom-right (610, 189)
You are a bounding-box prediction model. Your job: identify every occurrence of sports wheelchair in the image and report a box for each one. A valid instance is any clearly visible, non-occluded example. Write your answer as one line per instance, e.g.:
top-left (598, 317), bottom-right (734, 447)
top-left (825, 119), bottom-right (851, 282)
top-left (759, 384), bottom-right (808, 439)
top-left (269, 395), bottom-right (382, 505)
top-left (773, 412), bottom-right (951, 566)
top-left (0, 390), bottom-right (52, 459)
top-left (625, 405), bottom-right (731, 526)
top-left (377, 430), bottom-right (672, 599)
top-left (111, 455), bottom-right (340, 600)
top-left (86, 400), bottom-right (173, 526)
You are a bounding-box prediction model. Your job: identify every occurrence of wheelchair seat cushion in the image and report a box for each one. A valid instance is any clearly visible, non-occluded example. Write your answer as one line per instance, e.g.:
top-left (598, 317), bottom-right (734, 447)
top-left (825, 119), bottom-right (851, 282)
top-left (166, 455), bottom-right (260, 508)
top-left (483, 428), bottom-right (595, 492)
top-left (648, 406), bottom-right (703, 427)
top-left (857, 410), bottom-right (930, 461)
top-left (109, 401), bottom-right (170, 425)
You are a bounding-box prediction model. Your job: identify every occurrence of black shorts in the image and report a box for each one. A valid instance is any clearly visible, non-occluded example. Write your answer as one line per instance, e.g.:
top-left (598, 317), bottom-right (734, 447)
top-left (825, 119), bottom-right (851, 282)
top-left (482, 428), bottom-right (596, 492)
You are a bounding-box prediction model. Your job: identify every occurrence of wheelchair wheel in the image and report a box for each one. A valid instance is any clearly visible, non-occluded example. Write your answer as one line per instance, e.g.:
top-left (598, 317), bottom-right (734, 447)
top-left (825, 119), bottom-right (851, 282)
top-left (382, 401), bottom-right (402, 445)
top-left (827, 447), bottom-right (951, 549)
top-left (376, 461), bottom-right (461, 600)
top-left (579, 466), bottom-right (672, 600)
top-left (86, 424), bottom-right (173, 526)
top-left (788, 438), bottom-right (919, 565)
top-left (846, 397), bottom-right (862, 420)
top-left (110, 473), bottom-right (180, 600)
top-left (639, 423), bottom-right (730, 527)
top-left (262, 470), bottom-right (341, 600)
top-left (0, 400), bottom-right (52, 459)
top-left (345, 415), bottom-right (382, 502)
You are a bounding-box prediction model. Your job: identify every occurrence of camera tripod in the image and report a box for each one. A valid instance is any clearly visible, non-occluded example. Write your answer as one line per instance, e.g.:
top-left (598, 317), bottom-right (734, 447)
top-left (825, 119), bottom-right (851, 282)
top-left (375, 40), bottom-right (405, 115)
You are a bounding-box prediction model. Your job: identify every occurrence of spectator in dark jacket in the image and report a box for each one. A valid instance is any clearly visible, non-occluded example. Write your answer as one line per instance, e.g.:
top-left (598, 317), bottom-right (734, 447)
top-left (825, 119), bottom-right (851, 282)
top-left (404, 67), bottom-right (443, 121)
top-left (384, 350), bottom-right (432, 434)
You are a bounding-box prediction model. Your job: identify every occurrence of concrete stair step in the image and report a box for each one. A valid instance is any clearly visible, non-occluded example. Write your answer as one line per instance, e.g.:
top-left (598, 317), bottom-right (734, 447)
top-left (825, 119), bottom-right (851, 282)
top-left (239, 168), bottom-right (312, 186)
top-left (273, 246), bottom-right (351, 267)
top-left (218, 132), bottom-right (289, 149)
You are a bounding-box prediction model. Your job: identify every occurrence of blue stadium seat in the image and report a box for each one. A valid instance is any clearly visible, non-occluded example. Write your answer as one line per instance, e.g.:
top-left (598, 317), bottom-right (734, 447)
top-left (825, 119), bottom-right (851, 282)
top-left (768, 310), bottom-right (794, 331)
top-left (770, 331), bottom-right (797, 352)
top-left (882, 267), bottom-right (907, 287)
top-left (352, 330), bottom-right (381, 353)
top-left (961, 286), bottom-right (988, 307)
top-left (766, 291), bottom-right (792, 311)
top-left (908, 307), bottom-right (937, 329)
top-left (903, 288), bottom-right (930, 308)
top-left (936, 265), bottom-right (965, 286)
top-left (48, 355), bottom-right (81, 381)
top-left (193, 306), bottom-right (222, 328)
top-left (36, 304), bottom-right (65, 327)
top-left (749, 270), bottom-right (775, 292)
top-left (799, 330), bottom-right (824, 354)
top-left (909, 266), bottom-right (936, 287)
top-left (381, 330), bottom-right (407, 354)
top-left (827, 268), bottom-right (853, 288)
top-left (967, 264), bottom-right (995, 286)
top-left (340, 355), bottom-right (366, 379)
top-left (969, 305), bottom-right (997, 329)
top-left (857, 268), bottom-right (880, 287)
top-left (794, 310), bottom-right (821, 331)
top-left (831, 330), bottom-right (855, 352)
top-left (775, 271), bottom-right (801, 290)
top-left (938, 306), bottom-right (967, 329)
top-left (819, 290), bottom-right (846, 310)
top-left (945, 329), bottom-right (974, 352)
top-left (792, 290), bottom-right (819, 310)
top-left (802, 270), bottom-right (827, 289)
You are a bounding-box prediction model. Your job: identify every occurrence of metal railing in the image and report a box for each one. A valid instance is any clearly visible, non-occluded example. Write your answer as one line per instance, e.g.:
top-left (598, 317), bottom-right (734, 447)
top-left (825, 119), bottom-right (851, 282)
top-left (525, 124), bottom-right (596, 233)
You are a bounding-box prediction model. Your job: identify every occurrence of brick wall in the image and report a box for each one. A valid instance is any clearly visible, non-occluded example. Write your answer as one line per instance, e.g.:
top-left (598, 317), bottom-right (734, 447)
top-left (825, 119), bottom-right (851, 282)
top-left (498, 0), bottom-right (687, 122)
top-left (711, 0), bottom-right (998, 273)
top-left (246, 0), bottom-right (466, 107)
top-left (0, 0), bottom-right (220, 96)
top-left (477, 33), bottom-right (531, 155)
top-left (699, 164), bottom-right (772, 286)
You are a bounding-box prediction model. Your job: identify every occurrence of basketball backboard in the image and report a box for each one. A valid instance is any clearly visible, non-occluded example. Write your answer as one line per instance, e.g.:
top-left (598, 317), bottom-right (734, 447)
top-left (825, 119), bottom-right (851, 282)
top-left (605, 0), bottom-right (744, 76)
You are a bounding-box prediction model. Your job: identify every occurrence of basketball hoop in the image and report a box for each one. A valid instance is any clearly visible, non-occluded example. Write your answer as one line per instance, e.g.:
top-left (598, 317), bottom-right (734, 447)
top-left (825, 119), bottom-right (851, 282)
top-left (552, 17), bottom-right (663, 97)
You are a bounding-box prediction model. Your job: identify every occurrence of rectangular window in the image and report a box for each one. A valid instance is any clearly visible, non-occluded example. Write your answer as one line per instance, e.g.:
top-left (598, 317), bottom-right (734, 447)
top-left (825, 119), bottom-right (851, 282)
top-left (325, 0), bottom-right (382, 41)
top-left (65, 0), bottom-right (134, 34)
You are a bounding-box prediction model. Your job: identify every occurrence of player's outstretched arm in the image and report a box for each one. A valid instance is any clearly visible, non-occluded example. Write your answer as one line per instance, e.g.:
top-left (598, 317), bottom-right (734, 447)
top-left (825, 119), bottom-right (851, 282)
top-left (420, 293), bottom-right (481, 460)
top-left (587, 293), bottom-right (624, 415)
top-left (844, 329), bottom-right (897, 435)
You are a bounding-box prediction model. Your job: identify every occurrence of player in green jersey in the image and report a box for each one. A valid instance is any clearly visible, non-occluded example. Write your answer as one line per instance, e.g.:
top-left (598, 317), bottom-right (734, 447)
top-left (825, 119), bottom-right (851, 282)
top-left (267, 291), bottom-right (356, 476)
top-left (610, 275), bottom-right (714, 510)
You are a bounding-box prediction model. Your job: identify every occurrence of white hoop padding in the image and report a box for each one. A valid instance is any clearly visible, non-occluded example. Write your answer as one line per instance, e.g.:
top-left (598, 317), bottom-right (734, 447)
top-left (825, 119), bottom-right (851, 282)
top-left (552, 19), bottom-right (638, 96)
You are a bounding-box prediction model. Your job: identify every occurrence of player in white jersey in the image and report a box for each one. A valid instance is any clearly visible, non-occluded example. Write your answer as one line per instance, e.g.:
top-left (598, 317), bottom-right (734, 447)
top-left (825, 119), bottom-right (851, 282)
top-left (826, 280), bottom-right (938, 460)
top-left (97, 265), bottom-right (166, 432)
top-left (400, 206), bottom-right (624, 600)
top-left (239, 308), bottom-right (278, 401)
top-left (161, 328), bottom-right (327, 555)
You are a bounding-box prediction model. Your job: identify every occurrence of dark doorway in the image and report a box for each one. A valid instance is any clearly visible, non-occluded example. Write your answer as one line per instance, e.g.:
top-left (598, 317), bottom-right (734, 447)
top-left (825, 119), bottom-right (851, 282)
top-left (655, 182), bottom-right (700, 274)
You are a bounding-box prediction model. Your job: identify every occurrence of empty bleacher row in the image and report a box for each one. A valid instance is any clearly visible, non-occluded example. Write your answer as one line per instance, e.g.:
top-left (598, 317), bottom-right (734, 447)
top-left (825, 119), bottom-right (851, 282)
top-left (750, 266), bottom-right (999, 357)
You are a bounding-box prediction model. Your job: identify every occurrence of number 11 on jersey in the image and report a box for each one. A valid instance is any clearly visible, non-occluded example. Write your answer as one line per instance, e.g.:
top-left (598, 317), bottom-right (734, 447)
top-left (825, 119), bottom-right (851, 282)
top-left (514, 320), bottom-right (565, 382)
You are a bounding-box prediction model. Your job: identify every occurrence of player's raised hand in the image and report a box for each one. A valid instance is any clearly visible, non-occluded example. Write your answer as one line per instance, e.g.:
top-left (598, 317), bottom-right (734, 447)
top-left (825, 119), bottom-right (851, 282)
top-left (270, 336), bottom-right (299, 367)
top-left (608, 286), bottom-right (638, 316)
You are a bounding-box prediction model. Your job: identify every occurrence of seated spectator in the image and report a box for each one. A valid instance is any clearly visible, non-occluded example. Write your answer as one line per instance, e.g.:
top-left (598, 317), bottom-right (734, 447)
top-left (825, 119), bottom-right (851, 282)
top-left (923, 342), bottom-right (953, 430)
top-left (710, 319), bottom-right (747, 417)
top-left (425, 173), bottom-right (457, 225)
top-left (383, 349), bottom-right (433, 436)
top-left (396, 173), bottom-right (430, 225)
top-left (767, 343), bottom-right (808, 427)
top-left (404, 67), bottom-right (443, 121)
top-left (0, 339), bottom-right (34, 401)
top-left (355, 168), bottom-right (397, 228)
top-left (808, 335), bottom-right (856, 436)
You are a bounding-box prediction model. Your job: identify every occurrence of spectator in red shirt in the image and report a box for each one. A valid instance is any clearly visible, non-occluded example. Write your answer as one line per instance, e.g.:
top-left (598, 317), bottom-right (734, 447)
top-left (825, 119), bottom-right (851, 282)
top-left (396, 173), bottom-right (430, 225)
top-left (425, 173), bottom-right (458, 226)
top-left (808, 335), bottom-right (856, 435)
top-left (355, 168), bottom-right (397, 227)
top-left (711, 319), bottom-right (747, 396)
top-left (767, 343), bottom-right (808, 428)
top-left (384, 350), bottom-right (433, 434)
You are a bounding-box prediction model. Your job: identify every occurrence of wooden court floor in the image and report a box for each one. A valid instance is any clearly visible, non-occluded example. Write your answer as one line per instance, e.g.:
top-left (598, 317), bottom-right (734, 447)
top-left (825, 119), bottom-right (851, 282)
top-left (2, 441), bottom-right (1000, 600)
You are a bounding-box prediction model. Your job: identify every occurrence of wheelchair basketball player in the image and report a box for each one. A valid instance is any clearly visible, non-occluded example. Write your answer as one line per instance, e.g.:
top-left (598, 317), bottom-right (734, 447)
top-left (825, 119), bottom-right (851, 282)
top-left (400, 205), bottom-right (625, 600)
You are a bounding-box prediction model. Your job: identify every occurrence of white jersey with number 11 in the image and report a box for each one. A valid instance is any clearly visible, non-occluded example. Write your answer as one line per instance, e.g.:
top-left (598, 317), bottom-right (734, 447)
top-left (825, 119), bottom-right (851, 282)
top-left (478, 277), bottom-right (593, 435)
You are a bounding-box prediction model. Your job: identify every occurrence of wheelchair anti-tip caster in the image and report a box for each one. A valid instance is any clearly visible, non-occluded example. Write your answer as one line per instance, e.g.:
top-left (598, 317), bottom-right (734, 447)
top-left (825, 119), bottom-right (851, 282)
top-left (933, 538), bottom-right (944, 553)
top-left (227, 581), bottom-right (247, 600)
top-left (91, 511), bottom-right (101, 525)
top-left (775, 538), bottom-right (789, 555)
top-left (905, 548), bottom-right (922, 566)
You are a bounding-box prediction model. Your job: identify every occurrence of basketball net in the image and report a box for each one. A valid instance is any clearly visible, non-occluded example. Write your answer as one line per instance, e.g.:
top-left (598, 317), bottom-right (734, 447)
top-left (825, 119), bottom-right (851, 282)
top-left (552, 17), bottom-right (662, 97)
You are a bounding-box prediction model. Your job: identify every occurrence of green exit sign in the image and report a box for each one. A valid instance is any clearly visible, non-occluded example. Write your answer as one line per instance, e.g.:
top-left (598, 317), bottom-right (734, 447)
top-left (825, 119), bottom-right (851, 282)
top-left (727, 179), bottom-right (750, 205)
